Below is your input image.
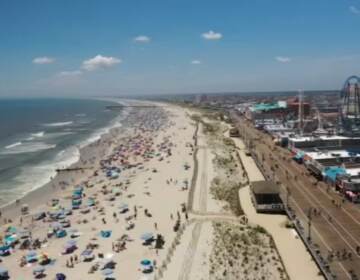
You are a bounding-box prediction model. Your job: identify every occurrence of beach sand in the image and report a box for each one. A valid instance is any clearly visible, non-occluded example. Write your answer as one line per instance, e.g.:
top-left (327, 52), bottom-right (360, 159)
top-left (0, 103), bottom-right (324, 280)
top-left (0, 103), bottom-right (195, 280)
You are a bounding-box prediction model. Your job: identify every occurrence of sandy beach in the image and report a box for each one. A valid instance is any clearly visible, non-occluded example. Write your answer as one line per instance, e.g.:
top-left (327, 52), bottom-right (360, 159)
top-left (0, 103), bottom-right (323, 280)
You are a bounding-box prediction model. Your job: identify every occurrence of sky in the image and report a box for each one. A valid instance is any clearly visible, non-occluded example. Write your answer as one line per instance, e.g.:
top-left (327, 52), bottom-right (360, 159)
top-left (1, 0), bottom-right (360, 97)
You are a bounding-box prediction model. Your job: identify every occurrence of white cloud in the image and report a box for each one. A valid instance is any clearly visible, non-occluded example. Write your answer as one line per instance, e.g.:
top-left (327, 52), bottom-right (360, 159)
top-left (134, 35), bottom-right (151, 43)
top-left (191, 60), bottom-right (201, 65)
top-left (350, 5), bottom-right (360, 14)
top-left (275, 56), bottom-right (291, 63)
top-left (202, 30), bottom-right (222, 40)
top-left (33, 56), bottom-right (55, 64)
top-left (81, 55), bottom-right (121, 71)
top-left (58, 70), bottom-right (83, 77)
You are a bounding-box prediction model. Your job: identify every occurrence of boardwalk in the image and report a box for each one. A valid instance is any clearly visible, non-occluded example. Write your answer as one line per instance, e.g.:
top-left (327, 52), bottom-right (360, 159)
top-left (231, 112), bottom-right (360, 280)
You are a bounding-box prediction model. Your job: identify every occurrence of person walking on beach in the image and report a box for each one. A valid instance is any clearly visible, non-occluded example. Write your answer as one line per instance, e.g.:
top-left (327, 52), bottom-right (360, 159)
top-left (154, 222), bottom-right (158, 230)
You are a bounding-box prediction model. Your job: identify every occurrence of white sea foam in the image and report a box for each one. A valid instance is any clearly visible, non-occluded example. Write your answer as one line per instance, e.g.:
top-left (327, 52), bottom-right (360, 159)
top-left (0, 146), bottom-right (80, 207)
top-left (5, 142), bottom-right (22, 149)
top-left (32, 131), bottom-right (45, 137)
top-left (43, 121), bottom-right (73, 127)
top-left (1, 142), bottom-right (56, 155)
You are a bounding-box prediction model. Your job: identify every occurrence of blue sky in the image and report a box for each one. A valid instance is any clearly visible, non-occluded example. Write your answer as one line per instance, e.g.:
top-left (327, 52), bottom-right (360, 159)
top-left (1, 0), bottom-right (360, 96)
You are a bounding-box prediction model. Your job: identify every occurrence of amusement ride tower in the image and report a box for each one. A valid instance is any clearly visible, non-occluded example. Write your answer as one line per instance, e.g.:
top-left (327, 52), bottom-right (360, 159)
top-left (340, 76), bottom-right (360, 136)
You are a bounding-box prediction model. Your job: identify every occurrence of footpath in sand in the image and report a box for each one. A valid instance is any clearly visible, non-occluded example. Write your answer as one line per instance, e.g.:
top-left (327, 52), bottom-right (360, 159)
top-left (234, 136), bottom-right (323, 280)
top-left (161, 116), bottom-right (288, 280)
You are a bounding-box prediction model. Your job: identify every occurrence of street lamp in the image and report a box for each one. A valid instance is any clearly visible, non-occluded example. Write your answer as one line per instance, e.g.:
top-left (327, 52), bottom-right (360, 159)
top-left (307, 208), bottom-right (312, 242)
top-left (286, 186), bottom-right (291, 209)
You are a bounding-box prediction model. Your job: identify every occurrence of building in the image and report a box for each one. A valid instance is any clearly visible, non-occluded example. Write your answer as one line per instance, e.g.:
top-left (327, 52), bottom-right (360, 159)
top-left (288, 135), bottom-right (360, 151)
top-left (250, 180), bottom-right (284, 213)
top-left (245, 101), bottom-right (287, 122)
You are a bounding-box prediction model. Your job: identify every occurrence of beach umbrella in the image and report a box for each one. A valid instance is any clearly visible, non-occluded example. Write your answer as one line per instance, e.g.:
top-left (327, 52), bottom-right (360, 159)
top-left (100, 230), bottom-right (112, 238)
top-left (140, 259), bottom-right (151, 266)
top-left (118, 203), bottom-right (128, 210)
top-left (55, 273), bottom-right (66, 280)
top-left (140, 233), bottom-right (153, 241)
top-left (51, 222), bottom-right (62, 229)
top-left (66, 239), bottom-right (77, 246)
top-left (81, 249), bottom-right (93, 257)
top-left (26, 250), bottom-right (37, 262)
top-left (6, 226), bottom-right (17, 234)
top-left (4, 235), bottom-right (17, 246)
top-left (102, 269), bottom-right (113, 276)
top-left (33, 266), bottom-right (45, 275)
top-left (0, 245), bottom-right (10, 254)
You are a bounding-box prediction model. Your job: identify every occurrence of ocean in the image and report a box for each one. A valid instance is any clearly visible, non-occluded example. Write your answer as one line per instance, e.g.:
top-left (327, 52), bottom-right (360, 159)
top-left (0, 98), bottom-right (123, 207)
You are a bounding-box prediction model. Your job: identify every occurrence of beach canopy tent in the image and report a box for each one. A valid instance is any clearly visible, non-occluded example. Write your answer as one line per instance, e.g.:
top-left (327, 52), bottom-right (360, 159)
top-left (55, 273), bottom-right (66, 280)
top-left (323, 166), bottom-right (347, 183)
top-left (0, 267), bottom-right (9, 279)
top-left (0, 245), bottom-right (11, 256)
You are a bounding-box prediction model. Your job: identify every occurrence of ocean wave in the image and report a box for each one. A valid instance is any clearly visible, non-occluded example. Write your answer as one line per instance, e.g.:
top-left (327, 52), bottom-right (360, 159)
top-left (43, 121), bottom-right (73, 127)
top-left (1, 142), bottom-right (56, 155)
top-left (5, 142), bottom-right (22, 149)
top-left (0, 146), bottom-right (80, 207)
top-left (32, 131), bottom-right (45, 137)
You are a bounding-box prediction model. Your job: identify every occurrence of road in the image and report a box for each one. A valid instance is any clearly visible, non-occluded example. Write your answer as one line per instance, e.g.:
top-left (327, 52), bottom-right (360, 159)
top-left (231, 112), bottom-right (360, 280)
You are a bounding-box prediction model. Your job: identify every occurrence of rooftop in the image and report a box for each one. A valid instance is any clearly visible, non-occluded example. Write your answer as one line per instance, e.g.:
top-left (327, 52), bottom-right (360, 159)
top-left (251, 180), bottom-right (280, 194)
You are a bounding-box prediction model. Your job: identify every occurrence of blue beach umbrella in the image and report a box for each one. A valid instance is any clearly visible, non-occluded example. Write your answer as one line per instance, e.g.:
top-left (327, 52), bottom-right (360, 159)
top-left (55, 273), bottom-right (66, 280)
top-left (140, 259), bottom-right (151, 266)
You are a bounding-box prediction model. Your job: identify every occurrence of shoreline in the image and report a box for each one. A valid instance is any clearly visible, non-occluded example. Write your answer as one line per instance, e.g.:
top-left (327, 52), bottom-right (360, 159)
top-left (0, 101), bottom-right (196, 280)
top-left (0, 98), bottom-right (130, 221)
